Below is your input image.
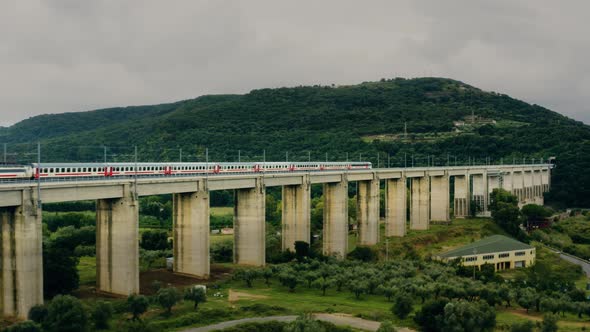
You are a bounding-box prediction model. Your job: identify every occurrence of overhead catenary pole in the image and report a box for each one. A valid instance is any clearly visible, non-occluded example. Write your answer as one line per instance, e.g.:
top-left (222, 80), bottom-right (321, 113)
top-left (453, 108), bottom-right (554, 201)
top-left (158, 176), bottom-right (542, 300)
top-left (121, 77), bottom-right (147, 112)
top-left (37, 142), bottom-right (41, 209)
top-left (103, 145), bottom-right (107, 164)
top-left (134, 145), bottom-right (138, 199)
top-left (238, 150), bottom-right (241, 162)
top-left (308, 151), bottom-right (311, 162)
top-left (286, 151), bottom-right (288, 162)
top-left (3, 143), bottom-right (6, 163)
top-left (179, 148), bottom-right (183, 162)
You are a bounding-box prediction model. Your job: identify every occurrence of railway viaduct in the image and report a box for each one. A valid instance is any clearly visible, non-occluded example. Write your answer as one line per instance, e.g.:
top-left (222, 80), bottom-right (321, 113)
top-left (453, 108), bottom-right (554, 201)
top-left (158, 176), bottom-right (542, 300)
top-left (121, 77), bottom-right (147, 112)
top-left (0, 164), bottom-right (551, 318)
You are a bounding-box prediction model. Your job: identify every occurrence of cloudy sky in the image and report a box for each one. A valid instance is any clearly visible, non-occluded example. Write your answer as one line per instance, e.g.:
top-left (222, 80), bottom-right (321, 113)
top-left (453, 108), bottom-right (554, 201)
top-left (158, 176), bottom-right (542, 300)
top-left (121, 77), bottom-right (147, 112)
top-left (1, 0), bottom-right (589, 126)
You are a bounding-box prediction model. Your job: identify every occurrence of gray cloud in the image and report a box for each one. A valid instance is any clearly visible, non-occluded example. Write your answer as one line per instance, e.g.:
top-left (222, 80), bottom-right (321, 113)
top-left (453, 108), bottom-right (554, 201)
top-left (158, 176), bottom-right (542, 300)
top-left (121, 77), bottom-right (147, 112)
top-left (1, 0), bottom-right (589, 127)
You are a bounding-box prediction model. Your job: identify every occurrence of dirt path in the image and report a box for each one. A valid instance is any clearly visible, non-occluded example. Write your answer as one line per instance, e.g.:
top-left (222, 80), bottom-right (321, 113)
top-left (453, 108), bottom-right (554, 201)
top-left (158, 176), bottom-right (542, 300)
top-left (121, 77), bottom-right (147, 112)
top-left (227, 289), bottom-right (269, 302)
top-left (181, 313), bottom-right (415, 332)
top-left (502, 308), bottom-right (590, 328)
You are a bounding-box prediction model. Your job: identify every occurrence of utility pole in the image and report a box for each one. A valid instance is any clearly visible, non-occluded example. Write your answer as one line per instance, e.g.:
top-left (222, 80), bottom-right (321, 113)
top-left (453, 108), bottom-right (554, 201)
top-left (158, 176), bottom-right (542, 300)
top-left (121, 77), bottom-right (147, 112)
top-left (134, 145), bottom-right (138, 200)
top-left (179, 148), bottom-right (183, 162)
top-left (37, 142), bottom-right (41, 209)
top-left (205, 148), bottom-right (209, 179)
top-left (238, 150), bottom-right (241, 162)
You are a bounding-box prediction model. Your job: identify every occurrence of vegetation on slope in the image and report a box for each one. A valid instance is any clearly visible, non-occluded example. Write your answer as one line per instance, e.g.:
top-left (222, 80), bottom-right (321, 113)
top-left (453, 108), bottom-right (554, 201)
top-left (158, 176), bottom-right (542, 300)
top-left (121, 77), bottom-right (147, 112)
top-left (1, 77), bottom-right (589, 207)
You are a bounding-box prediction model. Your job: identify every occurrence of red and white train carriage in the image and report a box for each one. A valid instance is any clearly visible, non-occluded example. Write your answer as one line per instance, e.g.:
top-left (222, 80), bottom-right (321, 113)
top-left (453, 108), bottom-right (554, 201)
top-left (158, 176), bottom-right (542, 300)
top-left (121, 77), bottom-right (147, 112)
top-left (0, 161), bottom-right (371, 180)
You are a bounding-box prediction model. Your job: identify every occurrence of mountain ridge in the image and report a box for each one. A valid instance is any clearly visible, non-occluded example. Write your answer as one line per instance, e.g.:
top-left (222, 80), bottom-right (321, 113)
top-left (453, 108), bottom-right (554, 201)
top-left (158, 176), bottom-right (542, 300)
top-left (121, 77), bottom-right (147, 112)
top-left (1, 77), bottom-right (588, 207)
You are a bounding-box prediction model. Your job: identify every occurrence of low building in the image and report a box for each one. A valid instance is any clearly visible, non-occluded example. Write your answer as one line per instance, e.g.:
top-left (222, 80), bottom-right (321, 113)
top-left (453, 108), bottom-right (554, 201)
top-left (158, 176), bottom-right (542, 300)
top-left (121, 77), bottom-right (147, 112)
top-left (435, 235), bottom-right (535, 271)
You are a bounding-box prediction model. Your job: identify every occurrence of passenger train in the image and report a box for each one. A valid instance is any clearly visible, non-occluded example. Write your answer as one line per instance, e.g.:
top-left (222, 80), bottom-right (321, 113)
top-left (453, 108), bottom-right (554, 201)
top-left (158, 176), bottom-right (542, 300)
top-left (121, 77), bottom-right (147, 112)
top-left (0, 161), bottom-right (372, 180)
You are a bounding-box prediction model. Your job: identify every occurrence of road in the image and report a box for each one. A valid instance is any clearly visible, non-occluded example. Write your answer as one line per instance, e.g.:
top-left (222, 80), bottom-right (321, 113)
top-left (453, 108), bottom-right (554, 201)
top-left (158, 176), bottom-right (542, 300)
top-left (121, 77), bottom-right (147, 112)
top-left (180, 313), bottom-right (416, 332)
top-left (545, 245), bottom-right (590, 277)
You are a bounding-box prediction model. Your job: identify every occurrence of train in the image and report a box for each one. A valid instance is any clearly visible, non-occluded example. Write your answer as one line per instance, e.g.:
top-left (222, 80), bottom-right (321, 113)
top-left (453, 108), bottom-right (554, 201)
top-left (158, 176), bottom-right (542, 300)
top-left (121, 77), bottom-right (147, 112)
top-left (0, 161), bottom-right (372, 180)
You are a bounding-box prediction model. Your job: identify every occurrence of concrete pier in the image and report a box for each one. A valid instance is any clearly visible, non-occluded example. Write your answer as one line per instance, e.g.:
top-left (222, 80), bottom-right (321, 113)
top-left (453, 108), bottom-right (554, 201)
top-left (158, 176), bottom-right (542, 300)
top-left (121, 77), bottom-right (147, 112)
top-left (430, 174), bottom-right (449, 222)
top-left (410, 177), bottom-right (430, 230)
top-left (502, 171), bottom-right (513, 193)
top-left (173, 185), bottom-right (210, 278)
top-left (541, 169), bottom-right (550, 193)
top-left (472, 173), bottom-right (488, 214)
top-left (357, 178), bottom-right (380, 246)
top-left (0, 191), bottom-right (43, 319)
top-left (323, 181), bottom-right (349, 258)
top-left (454, 174), bottom-right (470, 218)
top-left (96, 184), bottom-right (139, 296)
top-left (523, 171), bottom-right (533, 203)
top-left (385, 177), bottom-right (406, 237)
top-left (513, 171), bottom-right (524, 202)
top-left (281, 180), bottom-right (311, 251)
top-left (234, 180), bottom-right (266, 266)
top-left (533, 171), bottom-right (544, 205)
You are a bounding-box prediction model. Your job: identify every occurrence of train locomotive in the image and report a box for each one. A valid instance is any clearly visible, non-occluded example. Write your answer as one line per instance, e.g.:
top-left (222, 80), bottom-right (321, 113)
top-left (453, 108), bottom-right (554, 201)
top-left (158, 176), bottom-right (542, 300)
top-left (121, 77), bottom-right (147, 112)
top-left (0, 161), bottom-right (372, 180)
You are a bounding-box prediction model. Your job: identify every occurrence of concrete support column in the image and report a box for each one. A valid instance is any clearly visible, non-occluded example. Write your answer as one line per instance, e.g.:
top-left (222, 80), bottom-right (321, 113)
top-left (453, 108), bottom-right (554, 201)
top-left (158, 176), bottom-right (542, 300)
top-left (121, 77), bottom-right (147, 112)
top-left (281, 178), bottom-right (311, 251)
top-left (385, 177), bottom-right (407, 237)
top-left (96, 184), bottom-right (139, 296)
top-left (173, 183), bottom-right (210, 278)
top-left (541, 169), bottom-right (550, 193)
top-left (523, 170), bottom-right (534, 204)
top-left (234, 179), bottom-right (265, 266)
top-left (502, 171), bottom-right (513, 193)
top-left (430, 174), bottom-right (449, 222)
top-left (472, 172), bottom-right (488, 215)
top-left (488, 175), bottom-right (500, 205)
top-left (0, 191), bottom-right (43, 319)
top-left (533, 171), bottom-right (544, 205)
top-left (454, 174), bottom-right (470, 218)
top-left (323, 180), bottom-right (349, 258)
top-left (357, 178), bottom-right (380, 246)
top-left (513, 171), bottom-right (524, 203)
top-left (410, 177), bottom-right (430, 230)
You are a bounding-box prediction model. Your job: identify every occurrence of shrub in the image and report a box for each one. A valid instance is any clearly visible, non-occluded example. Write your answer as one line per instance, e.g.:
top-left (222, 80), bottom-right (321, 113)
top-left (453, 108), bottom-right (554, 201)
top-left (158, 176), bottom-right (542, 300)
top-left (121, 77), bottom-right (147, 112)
top-left (4, 321), bottom-right (42, 332)
top-left (511, 320), bottom-right (534, 332)
top-left (27, 304), bottom-right (47, 324)
top-left (127, 294), bottom-right (149, 321)
top-left (42, 295), bottom-right (88, 332)
top-left (157, 287), bottom-right (181, 315)
top-left (392, 292), bottom-right (413, 319)
top-left (184, 286), bottom-right (207, 310)
top-left (348, 246), bottom-right (376, 262)
top-left (92, 301), bottom-right (113, 330)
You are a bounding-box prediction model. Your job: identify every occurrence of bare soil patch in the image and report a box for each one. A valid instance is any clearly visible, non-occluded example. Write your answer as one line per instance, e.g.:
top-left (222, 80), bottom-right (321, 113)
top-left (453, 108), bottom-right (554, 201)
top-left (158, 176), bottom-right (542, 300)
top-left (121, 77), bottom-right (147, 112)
top-left (228, 289), bottom-right (269, 302)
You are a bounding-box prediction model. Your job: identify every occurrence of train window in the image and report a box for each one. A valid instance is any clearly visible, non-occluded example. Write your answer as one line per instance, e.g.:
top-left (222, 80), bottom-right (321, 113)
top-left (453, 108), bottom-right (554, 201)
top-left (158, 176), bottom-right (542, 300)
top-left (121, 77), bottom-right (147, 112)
top-left (50, 168), bottom-right (53, 172)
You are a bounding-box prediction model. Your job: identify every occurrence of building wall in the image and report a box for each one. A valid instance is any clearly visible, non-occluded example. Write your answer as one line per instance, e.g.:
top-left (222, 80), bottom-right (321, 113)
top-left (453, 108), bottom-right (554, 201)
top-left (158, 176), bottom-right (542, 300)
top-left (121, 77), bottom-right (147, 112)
top-left (441, 248), bottom-right (536, 271)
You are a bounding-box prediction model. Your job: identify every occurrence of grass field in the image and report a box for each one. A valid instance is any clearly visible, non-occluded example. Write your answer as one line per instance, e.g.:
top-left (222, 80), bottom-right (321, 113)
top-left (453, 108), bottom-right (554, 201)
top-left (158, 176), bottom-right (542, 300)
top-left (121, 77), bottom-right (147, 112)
top-left (13, 216), bottom-right (589, 331)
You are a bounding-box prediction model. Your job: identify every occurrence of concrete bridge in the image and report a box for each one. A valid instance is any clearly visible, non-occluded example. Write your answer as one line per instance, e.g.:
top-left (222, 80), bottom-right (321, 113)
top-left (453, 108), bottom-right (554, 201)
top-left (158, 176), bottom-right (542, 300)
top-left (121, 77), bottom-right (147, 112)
top-left (0, 164), bottom-right (551, 318)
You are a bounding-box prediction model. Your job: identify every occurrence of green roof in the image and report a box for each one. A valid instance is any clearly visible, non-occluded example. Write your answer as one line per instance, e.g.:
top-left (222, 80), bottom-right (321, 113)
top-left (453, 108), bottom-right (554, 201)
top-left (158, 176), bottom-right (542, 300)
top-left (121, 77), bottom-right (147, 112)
top-left (438, 235), bottom-right (534, 258)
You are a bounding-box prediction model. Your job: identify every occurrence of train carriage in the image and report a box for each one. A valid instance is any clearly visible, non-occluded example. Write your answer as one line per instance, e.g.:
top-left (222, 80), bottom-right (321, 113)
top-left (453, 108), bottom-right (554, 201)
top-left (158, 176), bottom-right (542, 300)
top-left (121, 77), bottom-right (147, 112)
top-left (1, 161), bottom-right (372, 180)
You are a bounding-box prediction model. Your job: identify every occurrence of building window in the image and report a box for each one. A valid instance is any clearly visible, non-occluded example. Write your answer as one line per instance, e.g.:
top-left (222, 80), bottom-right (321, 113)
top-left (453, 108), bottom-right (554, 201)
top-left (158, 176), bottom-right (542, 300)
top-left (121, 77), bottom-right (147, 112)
top-left (515, 251), bottom-right (525, 256)
top-left (482, 255), bottom-right (494, 260)
top-left (499, 253), bottom-right (509, 258)
top-left (464, 256), bottom-right (477, 262)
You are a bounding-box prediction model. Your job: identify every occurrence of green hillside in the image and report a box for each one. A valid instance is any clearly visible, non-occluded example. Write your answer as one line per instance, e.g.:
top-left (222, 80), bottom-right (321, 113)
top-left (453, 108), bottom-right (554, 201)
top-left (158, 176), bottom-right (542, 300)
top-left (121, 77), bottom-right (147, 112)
top-left (1, 77), bottom-right (589, 208)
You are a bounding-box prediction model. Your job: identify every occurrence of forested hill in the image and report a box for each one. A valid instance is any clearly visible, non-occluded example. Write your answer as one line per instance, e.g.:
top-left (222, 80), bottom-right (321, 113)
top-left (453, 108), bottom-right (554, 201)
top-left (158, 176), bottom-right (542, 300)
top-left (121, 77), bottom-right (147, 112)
top-left (1, 77), bottom-right (589, 208)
